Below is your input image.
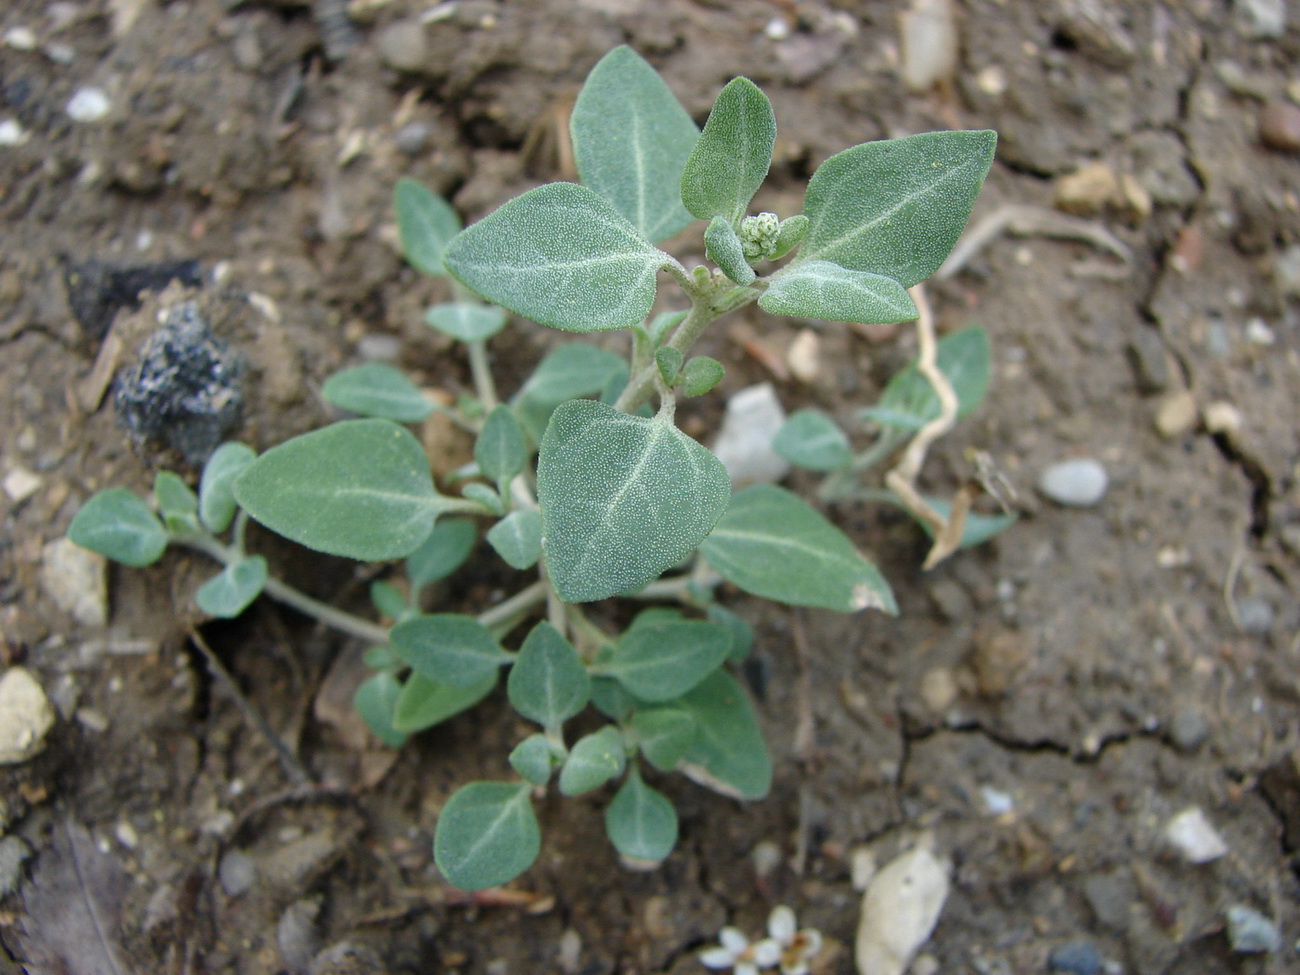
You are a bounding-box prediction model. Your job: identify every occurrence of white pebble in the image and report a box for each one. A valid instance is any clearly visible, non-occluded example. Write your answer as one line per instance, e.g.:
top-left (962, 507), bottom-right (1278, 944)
top-left (1037, 458), bottom-right (1108, 507)
top-left (66, 86), bottom-right (112, 123)
top-left (711, 383), bottom-right (789, 487)
top-left (764, 16), bottom-right (792, 40)
top-left (980, 785), bottom-right (1015, 816)
top-left (0, 667), bottom-right (57, 765)
top-left (3, 466), bottom-right (42, 502)
top-left (1164, 807), bottom-right (1229, 863)
top-left (4, 26), bottom-right (38, 50)
top-left (1225, 904), bottom-right (1281, 953)
top-left (856, 846), bottom-right (949, 975)
top-left (1244, 317), bottom-right (1275, 345)
top-left (898, 0), bottom-right (958, 92)
top-left (0, 119), bottom-right (29, 147)
top-left (41, 537), bottom-right (108, 627)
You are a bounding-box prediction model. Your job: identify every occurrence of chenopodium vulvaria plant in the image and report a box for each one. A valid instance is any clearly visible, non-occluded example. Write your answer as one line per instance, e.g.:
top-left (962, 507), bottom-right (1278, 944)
top-left (68, 47), bottom-right (996, 890)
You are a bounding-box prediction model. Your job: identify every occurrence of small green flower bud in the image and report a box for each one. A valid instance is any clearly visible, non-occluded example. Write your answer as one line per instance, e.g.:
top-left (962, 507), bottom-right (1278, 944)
top-left (739, 212), bottom-right (781, 260)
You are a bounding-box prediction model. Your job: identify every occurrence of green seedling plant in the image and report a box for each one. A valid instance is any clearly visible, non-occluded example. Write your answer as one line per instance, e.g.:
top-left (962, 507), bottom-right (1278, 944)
top-left (69, 47), bottom-right (997, 891)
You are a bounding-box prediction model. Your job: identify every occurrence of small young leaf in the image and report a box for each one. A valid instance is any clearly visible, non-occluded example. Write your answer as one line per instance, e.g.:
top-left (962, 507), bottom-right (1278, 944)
top-left (363, 643), bottom-right (402, 670)
top-left (511, 343), bottom-right (629, 442)
top-left (68, 489), bottom-right (169, 567)
top-left (195, 555), bottom-right (267, 618)
top-left (435, 782), bottom-right (540, 890)
top-left (605, 771), bottom-right (678, 864)
top-left (233, 419), bottom-right (443, 561)
top-left (509, 734), bottom-right (555, 786)
top-left (395, 178), bottom-right (461, 277)
top-left (632, 707), bottom-right (697, 772)
top-left (406, 518), bottom-right (478, 590)
top-left (571, 46), bottom-right (699, 244)
top-left (796, 130), bottom-right (997, 287)
top-left (507, 621), bottom-right (590, 730)
top-left (391, 671), bottom-right (497, 733)
top-left (654, 347), bottom-right (683, 385)
top-left (475, 405), bottom-right (528, 485)
top-left (772, 409), bottom-right (852, 472)
top-left (444, 182), bottom-right (668, 334)
top-left (604, 619), bottom-right (731, 702)
top-left (699, 484), bottom-right (897, 613)
top-left (895, 493), bottom-right (1017, 548)
top-left (369, 579), bottom-right (410, 621)
top-left (590, 676), bottom-right (636, 721)
top-left (759, 261), bottom-right (918, 325)
top-left (199, 442), bottom-right (256, 533)
top-left (322, 363), bottom-right (433, 423)
top-left (647, 310), bottom-right (687, 345)
top-left (558, 726), bottom-right (626, 796)
top-left (486, 510), bottom-right (542, 570)
top-left (679, 357), bottom-right (725, 398)
top-left (154, 471), bottom-right (198, 529)
top-left (681, 76), bottom-right (776, 224)
top-left (391, 614), bottom-right (512, 687)
top-left (425, 302), bottom-right (507, 343)
top-left (536, 399), bottom-right (731, 602)
top-left (676, 670), bottom-right (771, 800)
top-left (862, 327), bottom-right (991, 431)
top-left (461, 483), bottom-right (505, 515)
top-left (770, 214), bottom-right (809, 260)
top-left (353, 671), bottom-right (408, 748)
top-left (704, 217), bottom-right (756, 286)
top-left (706, 604), bottom-right (754, 663)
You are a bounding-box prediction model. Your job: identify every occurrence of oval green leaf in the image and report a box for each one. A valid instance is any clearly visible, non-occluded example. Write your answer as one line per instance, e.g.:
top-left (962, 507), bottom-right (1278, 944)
top-left (558, 726), bottom-right (626, 796)
top-left (68, 489), bottom-right (169, 567)
top-left (679, 356), bottom-right (725, 398)
top-left (571, 46), bottom-right (699, 244)
top-left (199, 442), bottom-right (256, 533)
top-left (425, 302), bottom-right (506, 343)
top-left (475, 405), bottom-right (527, 484)
top-left (797, 130), bottom-right (997, 287)
top-left (391, 671), bottom-right (497, 733)
top-left (486, 509), bottom-right (542, 570)
top-left (154, 471), bottom-right (198, 525)
top-left (536, 399), bottom-right (731, 603)
top-left (395, 178), bottom-right (461, 277)
top-left (444, 182), bottom-right (668, 334)
top-left (435, 781), bottom-right (540, 890)
top-left (195, 555), bottom-right (267, 618)
top-left (704, 217), bottom-right (756, 286)
top-left (861, 327), bottom-right (990, 431)
top-left (605, 771), bottom-right (678, 865)
top-left (772, 409), bottom-right (852, 472)
top-left (760, 261), bottom-right (918, 324)
top-left (390, 614), bottom-right (512, 688)
top-left (406, 517), bottom-right (478, 590)
top-left (511, 344), bottom-right (628, 442)
top-left (681, 76), bottom-right (775, 224)
top-left (676, 670), bottom-right (771, 800)
top-left (631, 707), bottom-right (697, 772)
top-left (508, 621), bottom-right (590, 730)
top-left (353, 671), bottom-right (408, 748)
top-left (232, 419), bottom-right (440, 561)
top-left (322, 363), bottom-right (433, 423)
top-left (605, 619), bottom-right (731, 703)
top-left (509, 733), bottom-right (555, 786)
top-left (699, 484), bottom-right (897, 614)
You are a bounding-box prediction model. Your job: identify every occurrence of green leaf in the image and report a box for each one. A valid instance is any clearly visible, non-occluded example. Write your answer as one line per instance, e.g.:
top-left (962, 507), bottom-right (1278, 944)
top-left (679, 356), bottom-right (725, 398)
top-left (632, 707), bottom-right (697, 772)
top-left (862, 327), bottom-right (991, 431)
top-left (425, 302), bottom-right (506, 343)
top-left (796, 130), bottom-right (997, 287)
top-left (395, 178), bottom-right (461, 277)
top-left (704, 217), bottom-right (756, 286)
top-left (391, 614), bottom-right (513, 688)
top-left (699, 484), bottom-right (897, 613)
top-left (475, 405), bottom-right (527, 485)
top-left (461, 483), bottom-right (504, 515)
top-left (509, 734), bottom-right (555, 786)
top-left (676, 670), bottom-right (771, 800)
top-left (590, 676), bottom-right (636, 721)
top-left (772, 409), bottom-right (852, 472)
top-left (536, 399), bottom-right (731, 602)
top-left (647, 310), bottom-right (686, 345)
top-left (707, 604), bottom-right (754, 663)
top-left (507, 621), bottom-right (591, 730)
top-left (571, 46), bottom-right (699, 244)
top-left (605, 771), bottom-right (678, 864)
top-left (486, 510), bottom-right (542, 570)
top-left (770, 214), bottom-right (809, 260)
top-left (654, 347), bottom-right (683, 385)
top-left (195, 556), bottom-right (267, 618)
top-left (68, 489), bottom-right (169, 567)
top-left (233, 419), bottom-right (443, 561)
top-left (760, 261), bottom-right (917, 324)
top-left (369, 579), bottom-right (410, 621)
top-left (604, 619), bottom-right (731, 702)
top-left (363, 644), bottom-right (402, 669)
top-left (681, 76), bottom-right (775, 225)
top-left (444, 182), bottom-right (668, 334)
top-left (435, 782), bottom-right (540, 890)
top-left (322, 363), bottom-right (433, 423)
top-left (391, 671), bottom-right (497, 733)
top-left (353, 672), bottom-right (408, 748)
top-left (199, 442), bottom-right (256, 533)
top-left (558, 726), bottom-right (626, 796)
top-left (406, 518), bottom-right (478, 590)
top-left (896, 493), bottom-right (1017, 549)
top-left (511, 344), bottom-right (628, 443)
top-left (154, 471), bottom-right (198, 532)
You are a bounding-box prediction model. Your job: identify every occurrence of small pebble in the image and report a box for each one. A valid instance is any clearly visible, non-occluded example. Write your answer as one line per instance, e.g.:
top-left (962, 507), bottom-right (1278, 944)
top-left (375, 18), bottom-right (428, 74)
top-left (711, 383), bottom-right (789, 487)
top-left (1164, 807), bottom-right (1228, 863)
top-left (1037, 458), bottom-right (1108, 507)
top-left (0, 119), bottom-right (30, 147)
top-left (1154, 390), bottom-right (1198, 439)
top-left (0, 667), bottom-right (57, 765)
top-left (66, 86), bottom-right (112, 123)
top-left (41, 537), bottom-right (108, 627)
top-left (763, 16), bottom-right (791, 40)
top-left (218, 849), bottom-right (256, 897)
top-left (856, 847), bottom-right (949, 975)
top-left (4, 26), bottom-right (38, 50)
top-left (0, 835), bottom-right (33, 897)
top-left (1126, 328), bottom-right (1169, 394)
top-left (1048, 940), bottom-right (1102, 975)
top-left (1274, 244), bottom-right (1300, 298)
top-left (1234, 597), bottom-right (1274, 635)
top-left (898, 0), bottom-right (958, 92)
top-left (1245, 317), bottom-right (1276, 345)
top-left (1202, 401), bottom-right (1243, 436)
top-left (1225, 904), bottom-right (1280, 953)
top-left (394, 121), bottom-right (432, 156)
top-left (1234, 0), bottom-right (1287, 39)
top-left (1167, 707), bottom-right (1210, 753)
top-left (980, 785), bottom-right (1014, 816)
top-left (3, 466), bottom-right (41, 502)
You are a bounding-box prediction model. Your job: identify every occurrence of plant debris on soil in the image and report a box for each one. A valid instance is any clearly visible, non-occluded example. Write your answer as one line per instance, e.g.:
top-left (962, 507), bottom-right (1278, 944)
top-left (2, 1), bottom-right (1297, 973)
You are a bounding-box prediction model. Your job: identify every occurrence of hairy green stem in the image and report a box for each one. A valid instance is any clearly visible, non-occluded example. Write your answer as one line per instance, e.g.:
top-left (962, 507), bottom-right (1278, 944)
top-left (466, 338), bottom-right (499, 411)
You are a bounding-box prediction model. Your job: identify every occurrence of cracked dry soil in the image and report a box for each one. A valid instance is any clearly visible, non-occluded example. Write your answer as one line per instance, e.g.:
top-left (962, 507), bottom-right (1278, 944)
top-left (1, 1), bottom-right (1298, 973)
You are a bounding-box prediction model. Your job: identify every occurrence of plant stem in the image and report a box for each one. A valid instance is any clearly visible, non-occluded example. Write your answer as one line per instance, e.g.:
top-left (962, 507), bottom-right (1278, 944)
top-left (466, 338), bottom-right (499, 411)
top-left (614, 302), bottom-right (714, 414)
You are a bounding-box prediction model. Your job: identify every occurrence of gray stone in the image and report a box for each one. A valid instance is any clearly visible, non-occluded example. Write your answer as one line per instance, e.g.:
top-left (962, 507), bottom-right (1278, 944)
top-left (394, 122), bottom-right (432, 156)
top-left (1126, 328), bottom-right (1170, 394)
top-left (1082, 870), bottom-right (1134, 932)
top-left (218, 849), bottom-right (256, 897)
top-left (1225, 904), bottom-right (1281, 953)
top-left (41, 538), bottom-right (107, 628)
top-left (1234, 0), bottom-right (1287, 38)
top-left (1048, 941), bottom-right (1102, 975)
top-left (0, 667), bottom-right (57, 764)
top-left (0, 835), bottom-right (33, 897)
top-left (1168, 707), bottom-right (1210, 753)
top-left (375, 19), bottom-right (428, 74)
top-left (1038, 458), bottom-right (1108, 507)
top-left (1129, 131), bottom-right (1200, 206)
top-left (1235, 597), bottom-right (1274, 635)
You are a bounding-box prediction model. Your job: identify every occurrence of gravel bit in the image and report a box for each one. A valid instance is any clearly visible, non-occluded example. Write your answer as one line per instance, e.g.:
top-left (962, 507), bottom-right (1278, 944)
top-left (1037, 458), bottom-right (1108, 507)
top-left (1225, 904), bottom-right (1281, 953)
top-left (1047, 940), bottom-right (1102, 975)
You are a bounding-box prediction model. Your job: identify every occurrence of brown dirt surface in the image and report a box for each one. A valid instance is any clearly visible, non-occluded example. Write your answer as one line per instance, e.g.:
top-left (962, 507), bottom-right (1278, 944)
top-left (2, 1), bottom-right (1298, 973)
